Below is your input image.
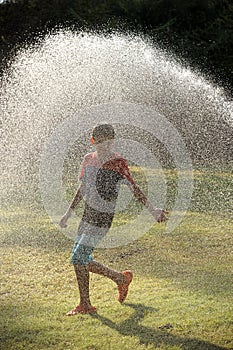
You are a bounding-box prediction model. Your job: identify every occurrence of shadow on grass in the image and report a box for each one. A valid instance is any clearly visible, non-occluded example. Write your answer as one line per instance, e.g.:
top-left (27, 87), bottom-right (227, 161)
top-left (92, 303), bottom-right (227, 350)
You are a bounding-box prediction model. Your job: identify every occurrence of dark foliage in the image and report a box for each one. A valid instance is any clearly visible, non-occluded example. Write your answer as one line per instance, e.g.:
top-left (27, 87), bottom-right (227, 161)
top-left (0, 0), bottom-right (233, 91)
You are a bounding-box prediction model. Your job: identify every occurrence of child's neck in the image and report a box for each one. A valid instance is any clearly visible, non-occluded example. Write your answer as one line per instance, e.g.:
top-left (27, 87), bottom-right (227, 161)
top-left (95, 147), bottom-right (113, 163)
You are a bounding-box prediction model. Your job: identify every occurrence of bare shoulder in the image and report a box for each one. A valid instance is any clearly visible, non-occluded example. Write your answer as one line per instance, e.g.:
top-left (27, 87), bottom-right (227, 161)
top-left (84, 152), bottom-right (95, 159)
top-left (83, 152), bottom-right (97, 162)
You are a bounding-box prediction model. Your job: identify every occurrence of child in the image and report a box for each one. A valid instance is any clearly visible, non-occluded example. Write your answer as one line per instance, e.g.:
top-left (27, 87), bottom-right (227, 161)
top-left (59, 124), bottom-right (168, 315)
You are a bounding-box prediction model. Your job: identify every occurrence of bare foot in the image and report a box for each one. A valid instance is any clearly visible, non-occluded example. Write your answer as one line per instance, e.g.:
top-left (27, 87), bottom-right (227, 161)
top-left (118, 270), bottom-right (133, 303)
top-left (66, 304), bottom-right (97, 316)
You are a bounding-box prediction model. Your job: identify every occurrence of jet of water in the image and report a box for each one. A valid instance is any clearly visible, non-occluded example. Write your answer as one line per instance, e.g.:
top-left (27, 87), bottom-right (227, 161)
top-left (1, 30), bottom-right (232, 209)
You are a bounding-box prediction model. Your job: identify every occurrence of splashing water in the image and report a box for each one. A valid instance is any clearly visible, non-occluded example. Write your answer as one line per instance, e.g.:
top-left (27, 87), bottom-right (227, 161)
top-left (1, 30), bottom-right (232, 245)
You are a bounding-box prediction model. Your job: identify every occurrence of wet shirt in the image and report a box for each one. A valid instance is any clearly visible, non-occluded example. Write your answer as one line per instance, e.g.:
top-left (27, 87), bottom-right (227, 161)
top-left (78, 152), bottom-right (134, 235)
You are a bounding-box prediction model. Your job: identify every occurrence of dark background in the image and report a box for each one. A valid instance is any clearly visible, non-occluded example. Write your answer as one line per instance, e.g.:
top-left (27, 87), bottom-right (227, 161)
top-left (0, 0), bottom-right (233, 94)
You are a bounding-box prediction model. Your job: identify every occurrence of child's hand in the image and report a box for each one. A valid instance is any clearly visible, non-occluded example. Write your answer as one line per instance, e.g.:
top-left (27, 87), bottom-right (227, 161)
top-left (59, 215), bottom-right (69, 228)
top-left (152, 208), bottom-right (169, 223)
top-left (59, 209), bottom-right (72, 228)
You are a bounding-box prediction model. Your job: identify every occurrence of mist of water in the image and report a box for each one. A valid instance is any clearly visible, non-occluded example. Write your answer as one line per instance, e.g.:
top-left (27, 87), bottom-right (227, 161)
top-left (1, 30), bottom-right (232, 222)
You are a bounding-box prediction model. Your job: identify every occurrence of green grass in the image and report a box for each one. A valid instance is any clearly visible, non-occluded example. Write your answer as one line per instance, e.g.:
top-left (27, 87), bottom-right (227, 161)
top-left (0, 168), bottom-right (233, 350)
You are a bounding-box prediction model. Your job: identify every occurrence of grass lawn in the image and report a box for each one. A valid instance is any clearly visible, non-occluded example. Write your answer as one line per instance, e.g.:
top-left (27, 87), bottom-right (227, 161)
top-left (0, 168), bottom-right (233, 350)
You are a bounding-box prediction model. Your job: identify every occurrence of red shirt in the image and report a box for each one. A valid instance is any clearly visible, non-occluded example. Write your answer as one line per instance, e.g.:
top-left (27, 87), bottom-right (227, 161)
top-left (78, 152), bottom-right (135, 231)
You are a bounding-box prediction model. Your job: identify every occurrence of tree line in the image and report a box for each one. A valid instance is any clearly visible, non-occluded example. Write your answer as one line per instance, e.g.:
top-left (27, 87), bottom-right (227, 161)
top-left (0, 0), bottom-right (233, 92)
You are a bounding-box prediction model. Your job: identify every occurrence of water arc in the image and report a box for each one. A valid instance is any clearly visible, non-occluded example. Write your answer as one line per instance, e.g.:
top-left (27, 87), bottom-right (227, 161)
top-left (1, 30), bottom-right (232, 245)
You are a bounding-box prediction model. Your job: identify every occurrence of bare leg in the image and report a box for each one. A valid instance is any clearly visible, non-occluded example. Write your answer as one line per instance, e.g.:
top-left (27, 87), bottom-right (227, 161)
top-left (74, 264), bottom-right (91, 308)
top-left (88, 260), bottom-right (125, 285)
top-left (66, 264), bottom-right (96, 315)
top-left (88, 260), bottom-right (133, 303)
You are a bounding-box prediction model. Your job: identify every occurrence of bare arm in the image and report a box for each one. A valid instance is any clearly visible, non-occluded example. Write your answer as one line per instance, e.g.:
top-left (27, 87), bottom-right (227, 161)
top-left (59, 182), bottom-right (85, 228)
top-left (128, 182), bottom-right (168, 222)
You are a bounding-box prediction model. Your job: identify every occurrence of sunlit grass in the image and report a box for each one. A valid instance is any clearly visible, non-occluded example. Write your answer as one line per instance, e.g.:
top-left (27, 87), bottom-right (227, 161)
top-left (1, 168), bottom-right (233, 349)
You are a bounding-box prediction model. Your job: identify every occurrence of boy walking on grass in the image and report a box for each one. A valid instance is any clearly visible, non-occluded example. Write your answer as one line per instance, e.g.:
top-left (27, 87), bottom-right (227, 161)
top-left (60, 124), bottom-right (168, 315)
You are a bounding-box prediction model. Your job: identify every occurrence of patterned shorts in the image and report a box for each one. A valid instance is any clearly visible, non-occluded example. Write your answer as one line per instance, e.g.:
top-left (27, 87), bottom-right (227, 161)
top-left (70, 233), bottom-right (103, 266)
